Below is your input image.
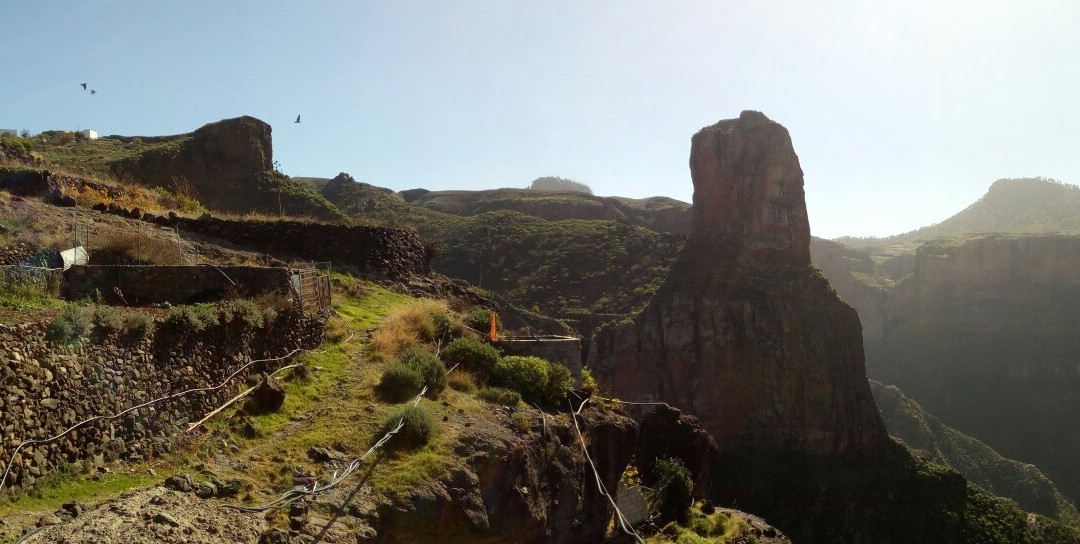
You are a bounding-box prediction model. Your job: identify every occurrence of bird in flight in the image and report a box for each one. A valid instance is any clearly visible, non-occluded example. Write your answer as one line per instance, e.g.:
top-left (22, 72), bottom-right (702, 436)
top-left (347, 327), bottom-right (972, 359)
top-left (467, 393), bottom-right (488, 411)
top-left (80, 83), bottom-right (87, 90)
top-left (90, 90), bottom-right (97, 95)
top-left (294, 114), bottom-right (301, 124)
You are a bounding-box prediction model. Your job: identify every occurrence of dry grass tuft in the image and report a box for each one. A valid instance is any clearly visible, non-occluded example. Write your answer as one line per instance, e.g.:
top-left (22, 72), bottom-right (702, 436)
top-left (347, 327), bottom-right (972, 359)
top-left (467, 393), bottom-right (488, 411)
top-left (371, 299), bottom-right (449, 357)
top-left (91, 230), bottom-right (180, 265)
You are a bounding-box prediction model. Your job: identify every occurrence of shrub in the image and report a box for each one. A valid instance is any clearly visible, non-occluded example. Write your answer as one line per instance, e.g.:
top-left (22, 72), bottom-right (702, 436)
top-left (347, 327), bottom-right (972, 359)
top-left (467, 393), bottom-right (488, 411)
top-left (448, 372), bottom-right (477, 393)
top-left (123, 312), bottom-right (155, 338)
top-left (543, 362), bottom-right (573, 406)
top-left (91, 305), bottom-right (123, 335)
top-left (510, 411), bottom-right (531, 432)
top-left (492, 355), bottom-right (549, 404)
top-left (581, 367), bottom-right (598, 395)
top-left (376, 364), bottom-right (425, 403)
top-left (378, 405), bottom-right (435, 452)
top-left (655, 457), bottom-right (694, 526)
top-left (399, 346), bottom-right (447, 397)
top-left (45, 307), bottom-right (89, 345)
top-left (219, 298), bottom-right (266, 328)
top-left (477, 387), bottom-right (521, 406)
top-left (371, 299), bottom-right (449, 357)
top-left (463, 307), bottom-right (501, 337)
top-left (165, 304), bottom-right (218, 332)
top-left (440, 336), bottom-right (500, 375)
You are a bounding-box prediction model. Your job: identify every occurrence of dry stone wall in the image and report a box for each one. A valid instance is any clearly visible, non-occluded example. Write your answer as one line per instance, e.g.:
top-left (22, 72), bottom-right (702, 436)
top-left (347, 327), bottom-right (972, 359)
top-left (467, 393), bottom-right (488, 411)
top-left (0, 310), bottom-right (325, 493)
top-left (61, 265), bottom-right (294, 306)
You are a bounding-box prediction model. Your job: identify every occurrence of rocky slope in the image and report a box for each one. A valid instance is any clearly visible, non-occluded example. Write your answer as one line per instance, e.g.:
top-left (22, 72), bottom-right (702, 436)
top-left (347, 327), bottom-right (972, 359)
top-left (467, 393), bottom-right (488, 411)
top-left (871, 380), bottom-right (1079, 525)
top-left (590, 111), bottom-right (1080, 543)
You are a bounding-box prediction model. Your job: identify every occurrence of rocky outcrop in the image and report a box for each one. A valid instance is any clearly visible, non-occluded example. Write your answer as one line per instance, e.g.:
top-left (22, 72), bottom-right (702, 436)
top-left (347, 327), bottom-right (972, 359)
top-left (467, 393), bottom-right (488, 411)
top-left (590, 110), bottom-right (886, 456)
top-left (110, 117), bottom-right (341, 220)
top-left (634, 404), bottom-right (717, 498)
top-left (866, 233), bottom-right (1080, 503)
top-left (365, 406), bottom-right (638, 544)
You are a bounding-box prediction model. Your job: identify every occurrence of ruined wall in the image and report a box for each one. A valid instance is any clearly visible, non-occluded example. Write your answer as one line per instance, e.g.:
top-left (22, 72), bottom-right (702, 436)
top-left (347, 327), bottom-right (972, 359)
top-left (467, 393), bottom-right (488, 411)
top-left (0, 311), bottom-right (325, 493)
top-left (61, 265), bottom-right (293, 305)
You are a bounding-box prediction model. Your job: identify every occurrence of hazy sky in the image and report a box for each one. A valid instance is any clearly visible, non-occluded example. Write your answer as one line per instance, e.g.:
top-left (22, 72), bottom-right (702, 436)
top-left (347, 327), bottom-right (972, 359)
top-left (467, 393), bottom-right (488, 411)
top-left (2, 1), bottom-right (1077, 238)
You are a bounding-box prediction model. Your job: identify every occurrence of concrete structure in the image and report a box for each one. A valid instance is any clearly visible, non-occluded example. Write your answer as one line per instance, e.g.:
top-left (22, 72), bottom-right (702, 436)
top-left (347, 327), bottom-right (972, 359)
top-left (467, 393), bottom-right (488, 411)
top-left (495, 335), bottom-right (583, 379)
top-left (79, 129), bottom-right (98, 140)
top-left (0, 129), bottom-right (17, 137)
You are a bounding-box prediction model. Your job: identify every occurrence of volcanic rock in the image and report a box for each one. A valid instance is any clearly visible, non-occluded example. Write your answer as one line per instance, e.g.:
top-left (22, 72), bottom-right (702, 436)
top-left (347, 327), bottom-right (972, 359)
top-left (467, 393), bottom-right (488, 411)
top-left (590, 110), bottom-right (886, 456)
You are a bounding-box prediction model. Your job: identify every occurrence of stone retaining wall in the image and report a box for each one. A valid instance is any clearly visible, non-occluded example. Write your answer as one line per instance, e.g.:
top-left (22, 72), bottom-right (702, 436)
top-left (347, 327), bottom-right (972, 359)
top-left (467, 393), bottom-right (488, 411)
top-left (61, 265), bottom-right (293, 306)
top-left (142, 214), bottom-right (429, 279)
top-left (0, 309), bottom-right (326, 493)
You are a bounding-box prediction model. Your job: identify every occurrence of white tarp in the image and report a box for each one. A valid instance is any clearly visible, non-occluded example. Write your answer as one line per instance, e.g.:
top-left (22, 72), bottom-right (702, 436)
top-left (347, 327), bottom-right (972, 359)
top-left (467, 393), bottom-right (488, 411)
top-left (615, 482), bottom-right (650, 526)
top-left (60, 246), bottom-right (89, 270)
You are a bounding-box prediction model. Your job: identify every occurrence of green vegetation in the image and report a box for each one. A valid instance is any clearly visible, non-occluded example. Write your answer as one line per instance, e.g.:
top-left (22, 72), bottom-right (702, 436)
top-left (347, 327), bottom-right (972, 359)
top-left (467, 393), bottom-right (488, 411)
top-left (397, 346), bottom-right (447, 397)
top-left (646, 507), bottom-right (754, 544)
top-left (379, 405), bottom-right (436, 452)
top-left (491, 355), bottom-right (571, 406)
top-left (122, 312), bottom-right (154, 338)
top-left (377, 364), bottom-right (426, 403)
top-left (870, 380), bottom-right (1080, 527)
top-left (45, 306), bottom-right (89, 344)
top-left (476, 386), bottom-right (521, 406)
top-left (0, 278), bottom-right (63, 310)
top-left (654, 457), bottom-right (694, 525)
top-left (440, 336), bottom-right (500, 374)
top-left (90, 304), bottom-right (124, 334)
top-left (463, 307), bottom-right (501, 337)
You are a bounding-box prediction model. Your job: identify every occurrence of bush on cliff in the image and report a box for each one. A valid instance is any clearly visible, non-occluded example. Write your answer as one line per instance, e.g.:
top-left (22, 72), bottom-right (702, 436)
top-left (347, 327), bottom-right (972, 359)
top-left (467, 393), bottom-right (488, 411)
top-left (45, 307), bottom-right (90, 345)
top-left (379, 405), bottom-right (435, 452)
top-left (654, 457), bottom-right (694, 526)
top-left (440, 336), bottom-right (500, 375)
top-left (491, 355), bottom-right (571, 406)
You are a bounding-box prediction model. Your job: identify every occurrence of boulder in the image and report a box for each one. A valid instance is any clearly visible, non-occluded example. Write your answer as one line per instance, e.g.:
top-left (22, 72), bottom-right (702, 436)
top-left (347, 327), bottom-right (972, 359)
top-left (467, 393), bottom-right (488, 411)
top-left (244, 373), bottom-right (285, 415)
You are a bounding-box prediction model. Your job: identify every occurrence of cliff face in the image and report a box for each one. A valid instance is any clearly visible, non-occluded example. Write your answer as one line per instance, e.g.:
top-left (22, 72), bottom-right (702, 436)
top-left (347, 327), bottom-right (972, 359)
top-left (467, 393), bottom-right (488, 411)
top-left (590, 110), bottom-right (886, 456)
top-left (111, 117), bottom-right (341, 220)
top-left (867, 233), bottom-right (1080, 503)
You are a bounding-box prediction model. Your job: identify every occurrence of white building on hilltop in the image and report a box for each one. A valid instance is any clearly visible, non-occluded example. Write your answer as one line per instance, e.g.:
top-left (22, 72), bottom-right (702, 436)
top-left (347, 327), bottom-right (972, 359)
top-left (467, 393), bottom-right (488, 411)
top-left (79, 129), bottom-right (98, 140)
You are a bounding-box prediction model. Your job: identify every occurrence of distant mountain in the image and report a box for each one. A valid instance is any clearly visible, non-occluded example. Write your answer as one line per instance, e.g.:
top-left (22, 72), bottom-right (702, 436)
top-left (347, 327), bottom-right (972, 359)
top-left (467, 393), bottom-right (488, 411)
top-left (838, 177), bottom-right (1080, 248)
top-left (529, 175), bottom-right (592, 194)
top-left (871, 380), bottom-right (1080, 525)
top-left (409, 188), bottom-right (691, 234)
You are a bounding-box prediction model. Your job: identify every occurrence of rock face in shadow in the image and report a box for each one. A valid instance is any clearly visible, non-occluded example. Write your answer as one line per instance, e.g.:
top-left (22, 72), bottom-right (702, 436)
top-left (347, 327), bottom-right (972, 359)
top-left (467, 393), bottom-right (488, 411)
top-left (590, 110), bottom-right (886, 457)
top-left (868, 233), bottom-right (1080, 503)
